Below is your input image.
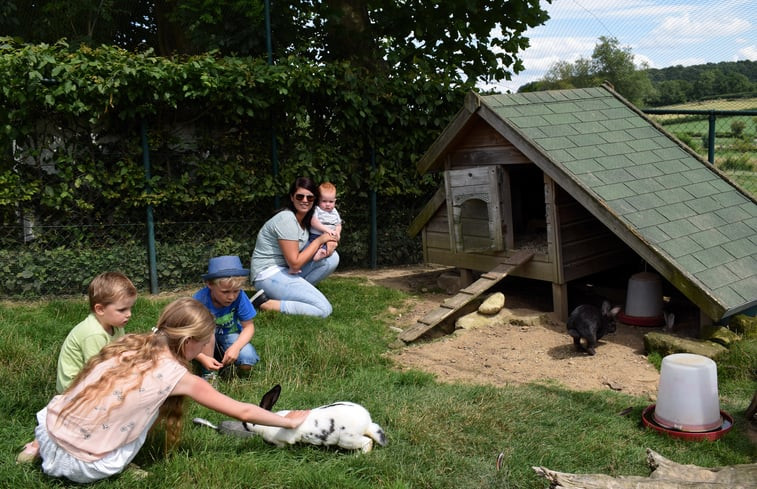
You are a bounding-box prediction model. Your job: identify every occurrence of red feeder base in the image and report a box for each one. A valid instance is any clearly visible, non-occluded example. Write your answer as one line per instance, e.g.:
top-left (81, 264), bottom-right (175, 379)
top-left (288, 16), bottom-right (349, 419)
top-left (642, 404), bottom-right (734, 441)
top-left (618, 310), bottom-right (664, 327)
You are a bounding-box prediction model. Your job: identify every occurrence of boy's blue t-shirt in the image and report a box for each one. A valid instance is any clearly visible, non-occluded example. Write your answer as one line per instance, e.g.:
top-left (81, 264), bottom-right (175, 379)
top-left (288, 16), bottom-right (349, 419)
top-left (192, 288), bottom-right (256, 335)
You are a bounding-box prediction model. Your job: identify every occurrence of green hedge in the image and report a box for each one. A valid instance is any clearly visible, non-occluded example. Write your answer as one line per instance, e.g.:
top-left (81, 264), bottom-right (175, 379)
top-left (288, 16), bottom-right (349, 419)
top-left (0, 202), bottom-right (424, 298)
top-left (0, 39), bottom-right (457, 296)
top-left (1, 39), bottom-right (463, 213)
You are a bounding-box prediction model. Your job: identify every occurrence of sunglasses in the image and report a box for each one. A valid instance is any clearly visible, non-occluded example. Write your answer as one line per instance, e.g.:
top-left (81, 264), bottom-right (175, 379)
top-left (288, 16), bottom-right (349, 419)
top-left (294, 193), bottom-right (315, 202)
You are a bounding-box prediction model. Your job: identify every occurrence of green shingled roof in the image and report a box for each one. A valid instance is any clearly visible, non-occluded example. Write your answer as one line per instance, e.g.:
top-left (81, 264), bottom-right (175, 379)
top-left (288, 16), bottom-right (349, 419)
top-left (481, 87), bottom-right (756, 318)
top-left (417, 86), bottom-right (756, 319)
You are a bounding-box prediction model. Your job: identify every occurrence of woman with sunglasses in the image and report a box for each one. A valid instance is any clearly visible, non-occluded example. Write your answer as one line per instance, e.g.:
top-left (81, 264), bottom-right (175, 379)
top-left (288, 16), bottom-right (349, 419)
top-left (249, 176), bottom-right (339, 317)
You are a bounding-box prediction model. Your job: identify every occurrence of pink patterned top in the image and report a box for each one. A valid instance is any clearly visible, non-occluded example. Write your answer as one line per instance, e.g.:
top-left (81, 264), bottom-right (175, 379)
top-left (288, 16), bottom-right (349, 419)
top-left (45, 352), bottom-right (187, 462)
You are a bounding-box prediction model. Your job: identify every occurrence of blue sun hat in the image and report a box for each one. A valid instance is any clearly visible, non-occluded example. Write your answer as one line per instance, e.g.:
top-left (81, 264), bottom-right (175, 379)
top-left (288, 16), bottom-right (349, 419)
top-left (202, 255), bottom-right (250, 280)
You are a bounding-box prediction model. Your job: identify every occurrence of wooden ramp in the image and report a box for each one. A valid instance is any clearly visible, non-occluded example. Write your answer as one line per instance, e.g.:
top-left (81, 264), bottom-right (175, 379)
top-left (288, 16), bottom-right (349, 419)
top-left (399, 250), bottom-right (534, 343)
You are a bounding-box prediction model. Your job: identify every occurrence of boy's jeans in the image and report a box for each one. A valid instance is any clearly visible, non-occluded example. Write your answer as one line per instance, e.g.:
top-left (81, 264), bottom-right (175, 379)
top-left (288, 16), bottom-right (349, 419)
top-left (215, 331), bottom-right (259, 366)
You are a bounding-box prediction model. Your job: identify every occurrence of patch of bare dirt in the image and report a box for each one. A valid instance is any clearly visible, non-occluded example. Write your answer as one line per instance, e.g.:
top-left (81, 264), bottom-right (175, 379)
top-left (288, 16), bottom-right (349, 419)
top-left (335, 265), bottom-right (661, 399)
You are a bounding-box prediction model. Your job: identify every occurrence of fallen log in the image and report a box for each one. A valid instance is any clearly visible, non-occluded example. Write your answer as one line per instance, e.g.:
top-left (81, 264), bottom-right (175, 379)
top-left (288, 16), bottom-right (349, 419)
top-left (532, 448), bottom-right (757, 489)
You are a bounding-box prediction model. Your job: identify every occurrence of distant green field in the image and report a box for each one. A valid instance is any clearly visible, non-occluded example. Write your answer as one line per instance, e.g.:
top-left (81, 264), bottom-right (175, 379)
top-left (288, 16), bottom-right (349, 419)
top-left (660, 116), bottom-right (755, 136)
top-left (726, 171), bottom-right (757, 193)
top-left (644, 99), bottom-right (757, 197)
top-left (655, 97), bottom-right (757, 111)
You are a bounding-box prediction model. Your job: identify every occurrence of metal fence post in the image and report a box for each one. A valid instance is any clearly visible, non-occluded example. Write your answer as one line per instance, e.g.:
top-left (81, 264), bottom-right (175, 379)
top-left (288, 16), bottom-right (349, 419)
top-left (141, 119), bottom-right (159, 294)
top-left (265, 0), bottom-right (280, 209)
top-left (370, 146), bottom-right (377, 268)
top-left (708, 112), bottom-right (716, 164)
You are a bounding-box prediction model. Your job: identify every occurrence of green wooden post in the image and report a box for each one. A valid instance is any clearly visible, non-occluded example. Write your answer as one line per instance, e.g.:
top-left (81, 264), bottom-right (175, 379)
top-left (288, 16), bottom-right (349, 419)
top-left (707, 112), bottom-right (716, 164)
top-left (370, 147), bottom-right (377, 268)
top-left (141, 120), bottom-right (159, 294)
top-left (265, 0), bottom-right (280, 208)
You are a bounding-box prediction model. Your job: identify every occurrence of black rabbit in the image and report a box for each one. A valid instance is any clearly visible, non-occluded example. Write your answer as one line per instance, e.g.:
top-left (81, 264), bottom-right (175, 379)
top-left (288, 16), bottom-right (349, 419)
top-left (566, 300), bottom-right (620, 355)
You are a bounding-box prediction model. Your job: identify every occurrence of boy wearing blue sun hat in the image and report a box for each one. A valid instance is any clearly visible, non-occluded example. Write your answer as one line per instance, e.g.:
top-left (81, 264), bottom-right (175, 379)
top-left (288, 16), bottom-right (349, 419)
top-left (192, 255), bottom-right (263, 378)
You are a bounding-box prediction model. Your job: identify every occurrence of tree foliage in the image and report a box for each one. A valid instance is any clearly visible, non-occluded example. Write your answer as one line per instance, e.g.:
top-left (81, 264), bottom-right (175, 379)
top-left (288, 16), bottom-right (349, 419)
top-left (0, 38), bottom-right (469, 278)
top-left (520, 36), bottom-right (757, 107)
top-left (0, 0), bottom-right (551, 87)
top-left (0, 39), bottom-right (462, 221)
top-left (0, 1), bottom-right (553, 278)
top-left (0, 0), bottom-right (155, 50)
top-left (646, 60), bottom-right (756, 106)
top-left (520, 36), bottom-right (654, 106)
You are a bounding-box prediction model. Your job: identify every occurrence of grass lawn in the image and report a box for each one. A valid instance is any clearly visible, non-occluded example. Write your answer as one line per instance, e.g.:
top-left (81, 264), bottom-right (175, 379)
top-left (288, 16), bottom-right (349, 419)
top-left (654, 97), bottom-right (757, 112)
top-left (646, 98), bottom-right (757, 196)
top-left (2, 277), bottom-right (755, 488)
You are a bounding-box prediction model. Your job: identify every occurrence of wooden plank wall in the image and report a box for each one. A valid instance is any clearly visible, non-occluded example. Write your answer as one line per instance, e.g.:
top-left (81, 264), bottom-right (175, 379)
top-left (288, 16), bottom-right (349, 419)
top-left (446, 119), bottom-right (530, 168)
top-left (422, 181), bottom-right (635, 286)
top-left (554, 186), bottom-right (636, 282)
top-left (422, 205), bottom-right (554, 282)
top-left (420, 117), bottom-right (633, 294)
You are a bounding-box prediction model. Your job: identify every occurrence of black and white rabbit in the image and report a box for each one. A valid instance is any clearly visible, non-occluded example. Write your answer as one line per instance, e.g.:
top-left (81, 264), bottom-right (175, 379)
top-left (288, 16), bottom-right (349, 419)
top-left (566, 300), bottom-right (620, 355)
top-left (242, 384), bottom-right (387, 453)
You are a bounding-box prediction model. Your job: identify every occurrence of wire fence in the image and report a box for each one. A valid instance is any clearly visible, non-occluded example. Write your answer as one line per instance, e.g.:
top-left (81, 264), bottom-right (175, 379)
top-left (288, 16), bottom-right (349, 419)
top-left (643, 109), bottom-right (757, 195)
top-left (0, 219), bottom-right (251, 297)
top-left (0, 197), bottom-right (424, 299)
top-left (0, 110), bottom-right (754, 300)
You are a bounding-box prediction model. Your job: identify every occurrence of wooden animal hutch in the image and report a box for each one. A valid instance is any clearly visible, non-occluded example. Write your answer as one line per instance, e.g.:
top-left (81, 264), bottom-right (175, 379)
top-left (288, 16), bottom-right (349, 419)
top-left (405, 85), bottom-right (757, 341)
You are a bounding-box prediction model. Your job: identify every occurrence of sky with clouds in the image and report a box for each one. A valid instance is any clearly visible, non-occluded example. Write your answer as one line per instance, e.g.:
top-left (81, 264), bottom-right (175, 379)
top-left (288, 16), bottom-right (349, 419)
top-left (486, 0), bottom-right (756, 93)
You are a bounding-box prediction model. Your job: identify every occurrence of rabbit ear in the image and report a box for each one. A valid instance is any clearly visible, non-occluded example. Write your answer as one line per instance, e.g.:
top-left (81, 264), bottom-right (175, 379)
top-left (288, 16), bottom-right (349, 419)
top-left (260, 384), bottom-right (282, 410)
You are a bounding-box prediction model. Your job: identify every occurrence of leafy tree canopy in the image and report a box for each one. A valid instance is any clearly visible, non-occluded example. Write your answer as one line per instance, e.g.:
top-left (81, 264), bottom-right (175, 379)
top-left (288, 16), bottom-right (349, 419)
top-left (0, 0), bottom-right (551, 87)
top-left (645, 60), bottom-right (756, 105)
top-left (519, 37), bottom-right (757, 107)
top-left (519, 36), bottom-right (654, 106)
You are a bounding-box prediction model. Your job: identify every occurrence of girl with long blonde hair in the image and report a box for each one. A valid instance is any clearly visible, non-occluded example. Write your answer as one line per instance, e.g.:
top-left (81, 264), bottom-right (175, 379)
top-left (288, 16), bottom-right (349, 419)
top-left (18, 297), bottom-right (309, 483)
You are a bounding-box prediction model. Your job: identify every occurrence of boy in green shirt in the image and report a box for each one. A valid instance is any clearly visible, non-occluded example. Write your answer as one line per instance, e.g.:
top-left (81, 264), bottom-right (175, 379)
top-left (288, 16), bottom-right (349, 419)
top-left (18, 272), bottom-right (138, 464)
top-left (55, 272), bottom-right (137, 393)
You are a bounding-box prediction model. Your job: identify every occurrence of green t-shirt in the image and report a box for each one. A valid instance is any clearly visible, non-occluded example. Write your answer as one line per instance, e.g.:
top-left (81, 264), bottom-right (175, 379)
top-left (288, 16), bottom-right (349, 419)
top-left (55, 313), bottom-right (124, 393)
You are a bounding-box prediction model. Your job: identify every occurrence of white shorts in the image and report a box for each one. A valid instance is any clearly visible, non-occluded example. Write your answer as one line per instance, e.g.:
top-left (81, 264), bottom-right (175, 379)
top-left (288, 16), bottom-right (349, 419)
top-left (35, 407), bottom-right (156, 483)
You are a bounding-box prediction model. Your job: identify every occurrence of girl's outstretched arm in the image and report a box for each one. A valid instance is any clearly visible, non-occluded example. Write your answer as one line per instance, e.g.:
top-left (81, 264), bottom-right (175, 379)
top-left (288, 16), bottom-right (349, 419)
top-left (171, 372), bottom-right (309, 428)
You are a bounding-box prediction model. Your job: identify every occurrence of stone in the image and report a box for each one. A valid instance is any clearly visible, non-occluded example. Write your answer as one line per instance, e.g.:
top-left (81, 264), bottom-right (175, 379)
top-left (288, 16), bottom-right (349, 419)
top-left (643, 331), bottom-right (728, 359)
top-left (478, 292), bottom-right (505, 315)
top-left (455, 307), bottom-right (542, 330)
top-left (456, 310), bottom-right (507, 330)
top-left (700, 325), bottom-right (741, 346)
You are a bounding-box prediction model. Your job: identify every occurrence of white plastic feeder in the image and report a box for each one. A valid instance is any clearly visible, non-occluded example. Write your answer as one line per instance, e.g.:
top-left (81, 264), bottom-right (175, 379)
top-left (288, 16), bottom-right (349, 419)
top-left (618, 271), bottom-right (664, 326)
top-left (653, 353), bottom-right (723, 432)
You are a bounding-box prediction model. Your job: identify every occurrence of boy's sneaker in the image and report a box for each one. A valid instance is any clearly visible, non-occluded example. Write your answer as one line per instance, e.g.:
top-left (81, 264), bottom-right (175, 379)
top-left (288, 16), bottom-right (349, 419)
top-left (250, 289), bottom-right (270, 309)
top-left (202, 371), bottom-right (219, 386)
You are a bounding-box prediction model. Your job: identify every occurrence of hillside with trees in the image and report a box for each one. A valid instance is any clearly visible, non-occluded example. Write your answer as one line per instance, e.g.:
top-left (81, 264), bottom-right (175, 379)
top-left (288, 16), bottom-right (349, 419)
top-left (517, 36), bottom-right (654, 105)
top-left (645, 60), bottom-right (756, 106)
top-left (518, 37), bottom-right (756, 108)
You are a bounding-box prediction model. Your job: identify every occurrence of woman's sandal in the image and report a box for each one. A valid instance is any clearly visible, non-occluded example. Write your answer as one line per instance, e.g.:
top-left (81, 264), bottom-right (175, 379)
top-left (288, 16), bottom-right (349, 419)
top-left (16, 441), bottom-right (40, 464)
